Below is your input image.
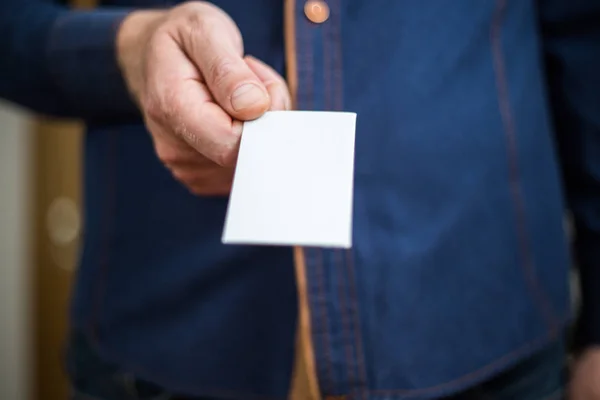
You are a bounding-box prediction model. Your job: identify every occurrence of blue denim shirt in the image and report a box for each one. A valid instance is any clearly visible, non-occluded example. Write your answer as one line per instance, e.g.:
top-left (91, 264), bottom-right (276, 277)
top-left (1, 1), bottom-right (599, 399)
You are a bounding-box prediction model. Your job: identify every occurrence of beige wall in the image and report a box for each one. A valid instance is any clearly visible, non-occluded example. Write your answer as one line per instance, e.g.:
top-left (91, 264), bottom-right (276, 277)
top-left (0, 101), bottom-right (33, 400)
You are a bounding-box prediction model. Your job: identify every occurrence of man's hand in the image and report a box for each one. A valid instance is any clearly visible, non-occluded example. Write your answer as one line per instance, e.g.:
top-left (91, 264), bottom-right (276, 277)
top-left (570, 347), bottom-right (600, 400)
top-left (116, 2), bottom-right (291, 196)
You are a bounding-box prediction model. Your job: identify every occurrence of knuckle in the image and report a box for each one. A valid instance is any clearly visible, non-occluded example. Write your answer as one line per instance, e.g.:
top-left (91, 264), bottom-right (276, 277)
top-left (269, 81), bottom-right (286, 96)
top-left (160, 86), bottom-right (181, 121)
top-left (143, 94), bottom-right (164, 122)
top-left (190, 183), bottom-right (229, 197)
top-left (177, 1), bottom-right (215, 16)
top-left (183, 176), bottom-right (211, 196)
top-left (189, 187), bottom-right (206, 196)
top-left (171, 168), bottom-right (194, 185)
top-left (275, 75), bottom-right (289, 90)
top-left (213, 147), bottom-right (237, 167)
top-left (268, 80), bottom-right (288, 97)
top-left (207, 56), bottom-right (239, 91)
top-left (145, 88), bottom-right (182, 128)
top-left (185, 11), bottom-right (219, 41)
top-left (175, 2), bottom-right (243, 53)
top-left (176, 1), bottom-right (198, 13)
top-left (176, 123), bottom-right (202, 150)
top-left (154, 142), bottom-right (180, 166)
top-left (147, 27), bottom-right (164, 47)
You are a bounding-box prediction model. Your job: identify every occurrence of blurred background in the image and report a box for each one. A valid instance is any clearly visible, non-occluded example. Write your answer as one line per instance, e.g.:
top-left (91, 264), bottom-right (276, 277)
top-left (1, 99), bottom-right (83, 400)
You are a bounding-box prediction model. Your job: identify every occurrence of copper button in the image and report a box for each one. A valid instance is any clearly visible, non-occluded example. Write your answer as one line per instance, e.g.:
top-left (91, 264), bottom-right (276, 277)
top-left (304, 0), bottom-right (330, 24)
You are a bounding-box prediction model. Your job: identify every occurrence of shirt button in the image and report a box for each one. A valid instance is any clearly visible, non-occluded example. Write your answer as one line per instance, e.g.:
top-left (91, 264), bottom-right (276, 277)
top-left (304, 0), bottom-right (330, 24)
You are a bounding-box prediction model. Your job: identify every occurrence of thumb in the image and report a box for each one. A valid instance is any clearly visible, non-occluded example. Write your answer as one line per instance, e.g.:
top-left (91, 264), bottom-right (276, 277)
top-left (179, 19), bottom-right (270, 120)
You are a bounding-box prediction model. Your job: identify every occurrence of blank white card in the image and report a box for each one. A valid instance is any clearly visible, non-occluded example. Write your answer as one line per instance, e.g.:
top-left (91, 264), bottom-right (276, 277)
top-left (222, 111), bottom-right (357, 248)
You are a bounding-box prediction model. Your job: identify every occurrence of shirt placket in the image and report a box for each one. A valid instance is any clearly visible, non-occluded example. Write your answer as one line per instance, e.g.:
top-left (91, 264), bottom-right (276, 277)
top-left (287, 1), bottom-right (368, 399)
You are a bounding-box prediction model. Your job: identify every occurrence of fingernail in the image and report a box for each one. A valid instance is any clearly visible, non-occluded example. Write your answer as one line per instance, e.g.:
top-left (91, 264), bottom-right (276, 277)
top-left (271, 88), bottom-right (289, 111)
top-left (283, 90), bottom-right (292, 110)
top-left (269, 95), bottom-right (284, 111)
top-left (231, 83), bottom-right (267, 111)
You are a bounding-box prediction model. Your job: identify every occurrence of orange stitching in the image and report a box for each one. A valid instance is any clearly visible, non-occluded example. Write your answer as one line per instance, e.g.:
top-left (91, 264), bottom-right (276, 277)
top-left (329, 0), bottom-right (369, 397)
top-left (332, 0), bottom-right (343, 112)
top-left (324, 2), bottom-right (360, 397)
top-left (306, 22), bottom-right (314, 111)
top-left (346, 250), bottom-right (368, 399)
top-left (316, 248), bottom-right (336, 394)
top-left (336, 248), bottom-right (356, 393)
top-left (368, 329), bottom-right (564, 395)
top-left (323, 5), bottom-right (332, 115)
top-left (323, 7), bottom-right (353, 396)
top-left (297, 4), bottom-right (325, 397)
top-left (365, 0), bottom-right (567, 395)
top-left (490, 0), bottom-right (559, 331)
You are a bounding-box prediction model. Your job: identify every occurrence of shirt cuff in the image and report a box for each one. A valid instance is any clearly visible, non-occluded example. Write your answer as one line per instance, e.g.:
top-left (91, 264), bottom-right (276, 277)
top-left (46, 9), bottom-right (139, 122)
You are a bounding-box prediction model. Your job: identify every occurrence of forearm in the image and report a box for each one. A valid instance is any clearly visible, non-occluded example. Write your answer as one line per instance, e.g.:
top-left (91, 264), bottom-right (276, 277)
top-left (0, 0), bottom-right (139, 122)
top-left (115, 9), bottom-right (166, 106)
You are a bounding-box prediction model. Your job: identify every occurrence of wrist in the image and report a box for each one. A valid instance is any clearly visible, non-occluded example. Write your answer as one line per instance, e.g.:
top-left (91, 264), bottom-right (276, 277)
top-left (116, 10), bottom-right (166, 100)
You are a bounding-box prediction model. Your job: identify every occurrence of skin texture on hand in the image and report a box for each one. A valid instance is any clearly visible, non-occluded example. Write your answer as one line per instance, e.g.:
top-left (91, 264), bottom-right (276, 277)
top-left (116, 2), bottom-right (291, 196)
top-left (570, 347), bottom-right (600, 400)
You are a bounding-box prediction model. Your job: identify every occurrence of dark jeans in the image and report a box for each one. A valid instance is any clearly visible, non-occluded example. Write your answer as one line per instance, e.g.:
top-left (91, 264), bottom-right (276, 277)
top-left (67, 332), bottom-right (566, 400)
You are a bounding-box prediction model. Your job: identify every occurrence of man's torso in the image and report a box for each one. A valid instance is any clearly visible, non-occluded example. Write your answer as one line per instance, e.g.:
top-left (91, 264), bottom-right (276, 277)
top-left (71, 1), bottom-right (572, 398)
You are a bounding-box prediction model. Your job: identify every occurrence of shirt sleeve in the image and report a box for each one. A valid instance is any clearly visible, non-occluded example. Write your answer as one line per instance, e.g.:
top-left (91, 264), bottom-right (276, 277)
top-left (539, 0), bottom-right (600, 348)
top-left (0, 0), bottom-right (139, 122)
